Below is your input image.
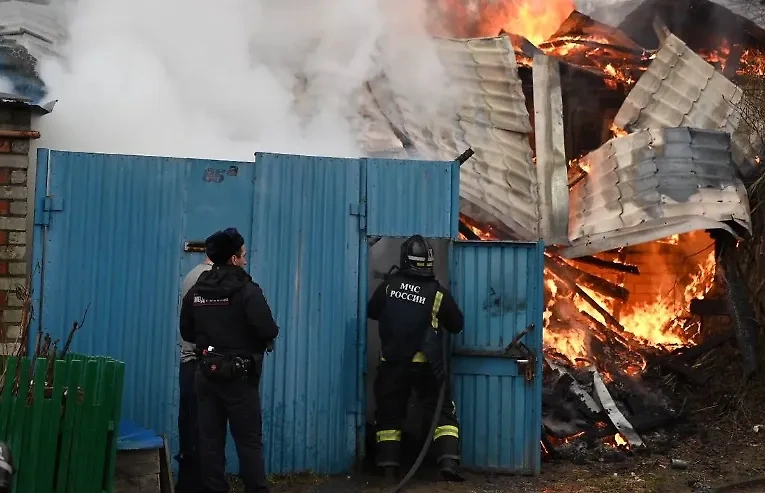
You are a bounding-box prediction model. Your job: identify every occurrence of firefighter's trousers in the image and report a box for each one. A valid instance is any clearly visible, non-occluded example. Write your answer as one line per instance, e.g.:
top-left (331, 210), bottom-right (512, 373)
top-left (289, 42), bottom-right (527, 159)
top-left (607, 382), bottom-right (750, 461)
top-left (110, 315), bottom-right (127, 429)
top-left (373, 354), bottom-right (460, 468)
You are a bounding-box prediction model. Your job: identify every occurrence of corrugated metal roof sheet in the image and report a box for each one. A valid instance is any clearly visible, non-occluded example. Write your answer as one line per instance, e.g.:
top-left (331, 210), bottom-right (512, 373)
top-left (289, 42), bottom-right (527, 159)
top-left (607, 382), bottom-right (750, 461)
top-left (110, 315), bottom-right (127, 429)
top-left (585, 0), bottom-right (765, 31)
top-left (369, 35), bottom-right (541, 240)
top-left (450, 241), bottom-right (544, 473)
top-left (351, 86), bottom-right (404, 156)
top-left (563, 127), bottom-right (751, 258)
top-left (614, 33), bottom-right (764, 178)
top-left (532, 54), bottom-right (569, 244)
top-left (0, 90), bottom-right (54, 113)
top-left (583, 0), bottom-right (644, 27)
top-left (0, 1), bottom-right (63, 103)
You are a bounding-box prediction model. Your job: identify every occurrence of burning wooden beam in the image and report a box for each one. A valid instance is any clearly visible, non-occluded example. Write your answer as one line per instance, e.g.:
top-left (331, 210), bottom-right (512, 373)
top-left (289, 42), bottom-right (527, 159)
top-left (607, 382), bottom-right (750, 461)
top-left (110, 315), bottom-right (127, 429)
top-left (546, 255), bottom-right (630, 302)
top-left (545, 258), bottom-right (627, 333)
top-left (579, 311), bottom-right (633, 350)
top-left (570, 255), bottom-right (640, 275)
top-left (547, 10), bottom-right (648, 55)
top-left (458, 219), bottom-right (481, 240)
top-left (689, 298), bottom-right (728, 316)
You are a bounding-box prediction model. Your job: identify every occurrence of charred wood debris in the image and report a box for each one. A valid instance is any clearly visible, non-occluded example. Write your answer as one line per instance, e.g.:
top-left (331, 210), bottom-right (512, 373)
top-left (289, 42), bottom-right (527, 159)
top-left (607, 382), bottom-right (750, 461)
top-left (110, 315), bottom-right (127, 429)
top-left (460, 219), bottom-right (758, 464)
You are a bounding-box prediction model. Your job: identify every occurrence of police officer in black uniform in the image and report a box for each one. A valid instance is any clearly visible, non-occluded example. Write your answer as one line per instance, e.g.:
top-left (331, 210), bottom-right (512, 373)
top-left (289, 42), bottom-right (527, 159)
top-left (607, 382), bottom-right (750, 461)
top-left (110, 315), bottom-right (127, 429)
top-left (180, 228), bottom-right (279, 493)
top-left (368, 235), bottom-right (465, 482)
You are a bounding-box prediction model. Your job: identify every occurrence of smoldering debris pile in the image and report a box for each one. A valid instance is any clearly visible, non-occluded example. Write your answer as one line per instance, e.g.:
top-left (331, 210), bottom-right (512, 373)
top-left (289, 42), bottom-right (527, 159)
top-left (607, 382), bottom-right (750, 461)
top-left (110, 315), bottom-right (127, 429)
top-left (541, 327), bottom-right (738, 463)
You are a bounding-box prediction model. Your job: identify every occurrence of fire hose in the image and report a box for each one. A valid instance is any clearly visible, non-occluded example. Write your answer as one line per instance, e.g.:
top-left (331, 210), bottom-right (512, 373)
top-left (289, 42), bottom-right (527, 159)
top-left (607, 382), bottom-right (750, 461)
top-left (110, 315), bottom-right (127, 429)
top-left (385, 331), bottom-right (450, 493)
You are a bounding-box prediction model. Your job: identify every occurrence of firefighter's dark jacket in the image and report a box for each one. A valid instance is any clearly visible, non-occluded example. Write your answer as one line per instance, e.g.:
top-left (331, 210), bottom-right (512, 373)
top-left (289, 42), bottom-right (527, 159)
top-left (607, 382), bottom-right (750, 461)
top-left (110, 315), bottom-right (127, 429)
top-left (180, 265), bottom-right (279, 355)
top-left (368, 273), bottom-right (464, 363)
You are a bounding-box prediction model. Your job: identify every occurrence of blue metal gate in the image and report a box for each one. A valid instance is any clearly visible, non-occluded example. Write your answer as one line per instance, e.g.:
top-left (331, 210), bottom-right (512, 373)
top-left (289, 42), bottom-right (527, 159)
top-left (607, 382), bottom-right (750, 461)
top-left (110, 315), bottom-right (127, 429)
top-left (31, 148), bottom-right (545, 476)
top-left (31, 149), bottom-right (256, 473)
top-left (449, 241), bottom-right (544, 474)
top-left (180, 159), bottom-right (258, 472)
top-left (250, 153), bottom-right (362, 474)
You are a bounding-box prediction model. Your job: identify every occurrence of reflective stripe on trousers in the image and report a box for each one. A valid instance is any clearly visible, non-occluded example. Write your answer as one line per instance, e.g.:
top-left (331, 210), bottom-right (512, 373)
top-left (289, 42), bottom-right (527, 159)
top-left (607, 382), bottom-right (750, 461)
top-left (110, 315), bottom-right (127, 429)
top-left (376, 429), bottom-right (402, 443)
top-left (434, 425), bottom-right (459, 440)
top-left (381, 351), bottom-right (429, 363)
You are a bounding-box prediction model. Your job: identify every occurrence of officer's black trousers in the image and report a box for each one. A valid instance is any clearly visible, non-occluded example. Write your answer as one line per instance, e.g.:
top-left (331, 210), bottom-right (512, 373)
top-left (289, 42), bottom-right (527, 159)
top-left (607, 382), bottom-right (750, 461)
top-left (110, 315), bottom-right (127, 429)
top-left (177, 360), bottom-right (201, 493)
top-left (374, 360), bottom-right (460, 468)
top-left (195, 369), bottom-right (269, 493)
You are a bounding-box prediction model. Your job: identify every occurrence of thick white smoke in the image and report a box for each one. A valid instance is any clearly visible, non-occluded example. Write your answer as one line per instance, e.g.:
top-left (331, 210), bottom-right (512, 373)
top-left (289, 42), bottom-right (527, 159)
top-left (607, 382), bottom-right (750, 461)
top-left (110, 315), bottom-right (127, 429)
top-left (575, 0), bottom-right (640, 27)
top-left (36, 0), bottom-right (455, 161)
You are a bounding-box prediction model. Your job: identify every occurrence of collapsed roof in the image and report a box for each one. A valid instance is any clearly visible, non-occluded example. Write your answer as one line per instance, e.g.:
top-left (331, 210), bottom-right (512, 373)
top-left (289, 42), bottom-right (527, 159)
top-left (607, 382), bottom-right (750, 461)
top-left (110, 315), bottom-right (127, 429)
top-left (360, 3), bottom-right (762, 256)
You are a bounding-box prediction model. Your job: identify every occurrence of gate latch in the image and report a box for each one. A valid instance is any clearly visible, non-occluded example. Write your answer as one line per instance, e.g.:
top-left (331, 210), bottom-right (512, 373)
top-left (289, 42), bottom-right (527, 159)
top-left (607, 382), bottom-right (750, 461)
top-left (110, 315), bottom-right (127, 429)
top-left (504, 324), bottom-right (537, 382)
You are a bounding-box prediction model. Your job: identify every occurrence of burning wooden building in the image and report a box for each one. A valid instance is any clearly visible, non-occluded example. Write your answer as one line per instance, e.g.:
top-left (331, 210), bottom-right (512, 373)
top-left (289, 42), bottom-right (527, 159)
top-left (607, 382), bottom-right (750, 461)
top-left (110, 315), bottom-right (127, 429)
top-left (358, 0), bottom-right (765, 461)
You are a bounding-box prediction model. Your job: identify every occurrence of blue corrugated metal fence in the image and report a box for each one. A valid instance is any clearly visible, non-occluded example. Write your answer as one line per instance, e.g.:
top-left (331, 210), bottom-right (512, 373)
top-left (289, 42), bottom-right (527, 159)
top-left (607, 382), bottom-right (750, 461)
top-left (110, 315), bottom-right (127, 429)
top-left (31, 148), bottom-right (544, 477)
top-left (450, 241), bottom-right (544, 474)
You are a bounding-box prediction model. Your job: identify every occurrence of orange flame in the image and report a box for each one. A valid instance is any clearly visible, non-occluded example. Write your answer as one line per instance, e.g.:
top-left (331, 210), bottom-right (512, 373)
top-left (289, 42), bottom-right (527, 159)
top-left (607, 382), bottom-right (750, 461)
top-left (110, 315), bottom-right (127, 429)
top-left (483, 0), bottom-right (575, 46)
top-left (547, 233), bottom-right (716, 365)
top-left (431, 0), bottom-right (765, 90)
top-left (610, 122), bottom-right (627, 139)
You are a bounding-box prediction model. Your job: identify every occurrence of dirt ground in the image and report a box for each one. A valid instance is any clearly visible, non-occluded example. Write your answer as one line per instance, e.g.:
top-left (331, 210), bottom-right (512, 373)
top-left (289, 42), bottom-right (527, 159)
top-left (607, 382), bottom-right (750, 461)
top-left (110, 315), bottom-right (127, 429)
top-left (229, 342), bottom-right (765, 493)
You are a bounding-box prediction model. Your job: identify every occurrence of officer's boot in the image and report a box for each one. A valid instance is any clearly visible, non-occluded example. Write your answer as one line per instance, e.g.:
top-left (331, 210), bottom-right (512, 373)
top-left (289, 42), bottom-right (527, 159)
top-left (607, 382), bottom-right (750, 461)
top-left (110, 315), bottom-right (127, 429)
top-left (438, 458), bottom-right (465, 482)
top-left (382, 465), bottom-right (399, 485)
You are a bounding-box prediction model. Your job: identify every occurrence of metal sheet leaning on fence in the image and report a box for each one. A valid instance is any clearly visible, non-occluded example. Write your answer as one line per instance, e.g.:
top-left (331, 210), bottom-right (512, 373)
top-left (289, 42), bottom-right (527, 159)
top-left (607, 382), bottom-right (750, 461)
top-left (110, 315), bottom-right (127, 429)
top-left (368, 235), bottom-right (466, 483)
top-left (180, 228), bottom-right (279, 493)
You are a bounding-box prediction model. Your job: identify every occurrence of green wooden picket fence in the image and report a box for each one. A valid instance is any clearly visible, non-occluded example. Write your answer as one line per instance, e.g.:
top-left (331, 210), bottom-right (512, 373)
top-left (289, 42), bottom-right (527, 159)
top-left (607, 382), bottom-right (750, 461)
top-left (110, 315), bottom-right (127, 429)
top-left (0, 353), bottom-right (125, 493)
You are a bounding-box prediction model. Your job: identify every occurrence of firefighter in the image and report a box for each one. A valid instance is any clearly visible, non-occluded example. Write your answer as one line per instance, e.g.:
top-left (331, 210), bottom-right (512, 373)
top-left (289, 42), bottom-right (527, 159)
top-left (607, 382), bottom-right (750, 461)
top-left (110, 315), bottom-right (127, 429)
top-left (176, 255), bottom-right (212, 493)
top-left (368, 235), bottom-right (465, 482)
top-left (180, 228), bottom-right (279, 493)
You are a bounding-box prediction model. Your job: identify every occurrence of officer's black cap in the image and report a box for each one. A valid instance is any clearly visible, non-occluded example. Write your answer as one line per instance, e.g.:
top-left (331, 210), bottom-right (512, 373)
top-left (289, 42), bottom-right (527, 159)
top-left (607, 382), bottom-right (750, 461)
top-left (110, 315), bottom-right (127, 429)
top-left (205, 228), bottom-right (245, 265)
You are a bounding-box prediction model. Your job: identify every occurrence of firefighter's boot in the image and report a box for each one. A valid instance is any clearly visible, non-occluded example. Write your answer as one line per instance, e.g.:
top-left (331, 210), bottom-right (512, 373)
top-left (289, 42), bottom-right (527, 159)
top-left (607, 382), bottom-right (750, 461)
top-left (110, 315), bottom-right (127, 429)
top-left (438, 458), bottom-right (465, 482)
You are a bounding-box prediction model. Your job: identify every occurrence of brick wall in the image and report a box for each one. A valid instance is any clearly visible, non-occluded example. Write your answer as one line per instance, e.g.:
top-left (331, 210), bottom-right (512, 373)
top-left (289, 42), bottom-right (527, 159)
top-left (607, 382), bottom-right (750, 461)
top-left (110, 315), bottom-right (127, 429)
top-left (0, 103), bottom-right (36, 354)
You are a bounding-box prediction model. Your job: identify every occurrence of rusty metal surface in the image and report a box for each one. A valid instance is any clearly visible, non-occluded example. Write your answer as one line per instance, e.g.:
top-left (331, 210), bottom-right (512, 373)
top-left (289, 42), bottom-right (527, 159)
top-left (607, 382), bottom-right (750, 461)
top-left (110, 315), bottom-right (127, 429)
top-left (563, 127), bottom-right (751, 258)
top-left (614, 33), bottom-right (763, 178)
top-left (0, 129), bottom-right (40, 138)
top-left (369, 35), bottom-right (541, 240)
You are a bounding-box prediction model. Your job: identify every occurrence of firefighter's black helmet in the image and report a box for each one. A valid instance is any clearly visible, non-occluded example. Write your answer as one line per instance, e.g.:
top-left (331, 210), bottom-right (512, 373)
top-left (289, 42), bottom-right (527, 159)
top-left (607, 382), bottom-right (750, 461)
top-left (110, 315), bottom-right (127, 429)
top-left (400, 235), bottom-right (435, 277)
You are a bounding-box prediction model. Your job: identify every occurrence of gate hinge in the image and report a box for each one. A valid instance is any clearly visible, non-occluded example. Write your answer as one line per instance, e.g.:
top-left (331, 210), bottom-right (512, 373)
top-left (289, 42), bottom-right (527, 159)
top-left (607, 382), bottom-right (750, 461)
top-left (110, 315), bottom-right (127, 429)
top-left (350, 202), bottom-right (367, 231)
top-left (36, 196), bottom-right (63, 227)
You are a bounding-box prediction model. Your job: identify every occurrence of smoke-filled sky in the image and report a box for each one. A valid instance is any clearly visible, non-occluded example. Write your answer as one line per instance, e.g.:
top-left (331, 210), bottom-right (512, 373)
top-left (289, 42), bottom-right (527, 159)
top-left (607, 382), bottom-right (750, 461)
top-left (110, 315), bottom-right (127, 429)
top-left (35, 0), bottom-right (455, 161)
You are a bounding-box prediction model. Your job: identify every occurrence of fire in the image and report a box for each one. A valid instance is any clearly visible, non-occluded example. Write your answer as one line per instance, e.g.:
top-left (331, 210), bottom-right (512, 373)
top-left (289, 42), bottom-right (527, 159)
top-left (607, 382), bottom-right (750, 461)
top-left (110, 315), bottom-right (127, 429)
top-left (484, 0), bottom-right (575, 46)
top-left (614, 433), bottom-right (627, 447)
top-left (458, 213), bottom-right (499, 240)
top-left (553, 235), bottom-right (716, 365)
top-left (609, 122), bottom-right (627, 139)
top-left (463, 214), bottom-right (717, 372)
top-left (698, 40), bottom-right (765, 76)
top-left (431, 0), bottom-right (765, 89)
